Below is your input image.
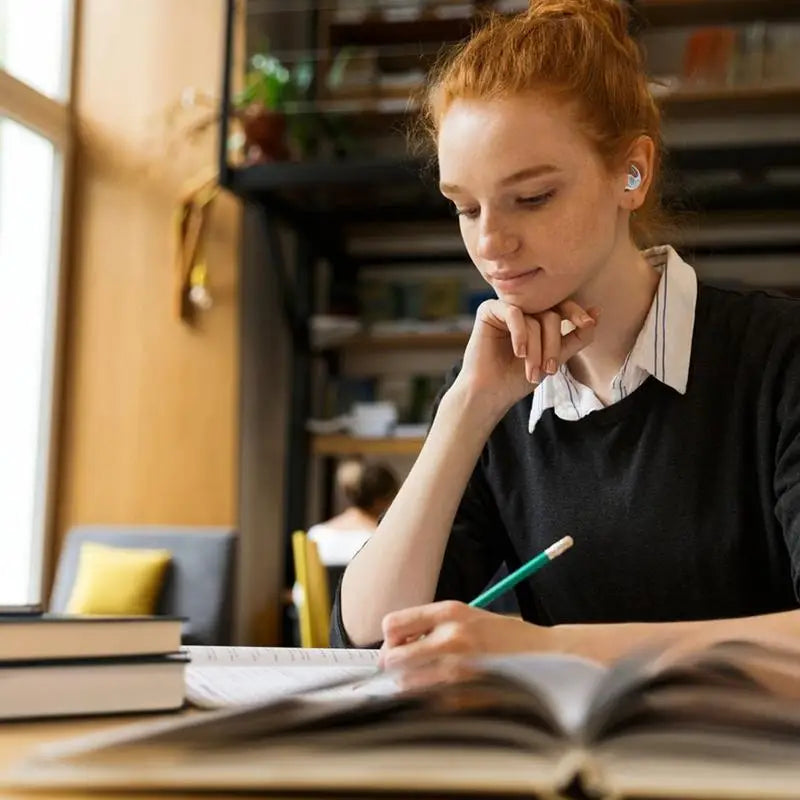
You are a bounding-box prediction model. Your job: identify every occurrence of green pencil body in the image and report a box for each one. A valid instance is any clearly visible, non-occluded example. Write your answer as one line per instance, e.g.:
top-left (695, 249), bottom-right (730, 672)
top-left (468, 535), bottom-right (573, 609)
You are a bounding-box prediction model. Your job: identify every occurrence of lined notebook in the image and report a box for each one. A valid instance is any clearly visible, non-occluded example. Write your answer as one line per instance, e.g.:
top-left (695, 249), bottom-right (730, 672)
top-left (183, 646), bottom-right (380, 709)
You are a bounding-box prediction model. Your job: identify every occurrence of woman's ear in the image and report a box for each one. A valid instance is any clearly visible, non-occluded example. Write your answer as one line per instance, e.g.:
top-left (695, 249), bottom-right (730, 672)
top-left (620, 135), bottom-right (655, 211)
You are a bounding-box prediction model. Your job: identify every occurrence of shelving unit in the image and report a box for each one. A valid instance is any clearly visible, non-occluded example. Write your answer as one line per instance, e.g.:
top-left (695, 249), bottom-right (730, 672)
top-left (328, 0), bottom-right (799, 46)
top-left (637, 0), bottom-right (799, 26)
top-left (659, 84), bottom-right (800, 116)
top-left (223, 0), bottom-right (800, 643)
top-left (323, 84), bottom-right (800, 117)
top-left (337, 331), bottom-right (470, 351)
top-left (312, 434), bottom-right (424, 456)
top-left (227, 142), bottom-right (800, 244)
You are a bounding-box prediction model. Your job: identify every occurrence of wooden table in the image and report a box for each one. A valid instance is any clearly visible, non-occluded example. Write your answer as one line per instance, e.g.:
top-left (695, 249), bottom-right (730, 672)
top-left (1, 714), bottom-right (155, 798)
top-left (0, 714), bottom-right (478, 800)
top-left (0, 713), bottom-right (261, 800)
top-left (0, 714), bottom-right (143, 770)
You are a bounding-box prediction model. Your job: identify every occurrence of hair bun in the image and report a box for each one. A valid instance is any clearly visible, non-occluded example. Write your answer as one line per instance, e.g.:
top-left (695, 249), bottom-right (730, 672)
top-left (335, 459), bottom-right (399, 512)
top-left (528, 0), bottom-right (641, 70)
top-left (527, 0), bottom-right (632, 46)
top-left (336, 459), bottom-right (364, 498)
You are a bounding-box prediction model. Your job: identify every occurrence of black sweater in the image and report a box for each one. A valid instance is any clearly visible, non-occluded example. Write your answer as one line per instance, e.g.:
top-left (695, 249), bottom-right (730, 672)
top-left (331, 284), bottom-right (800, 646)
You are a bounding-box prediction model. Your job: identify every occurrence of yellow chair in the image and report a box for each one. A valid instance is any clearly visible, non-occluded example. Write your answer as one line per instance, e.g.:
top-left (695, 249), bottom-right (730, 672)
top-left (291, 530), bottom-right (331, 648)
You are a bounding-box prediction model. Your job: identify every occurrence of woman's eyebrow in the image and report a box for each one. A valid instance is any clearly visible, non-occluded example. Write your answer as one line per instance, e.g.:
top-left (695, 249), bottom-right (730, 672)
top-left (440, 164), bottom-right (560, 193)
top-left (499, 164), bottom-right (560, 186)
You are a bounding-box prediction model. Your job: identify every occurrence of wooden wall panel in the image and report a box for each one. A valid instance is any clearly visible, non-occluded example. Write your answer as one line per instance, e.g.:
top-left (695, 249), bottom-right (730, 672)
top-left (55, 0), bottom-right (241, 571)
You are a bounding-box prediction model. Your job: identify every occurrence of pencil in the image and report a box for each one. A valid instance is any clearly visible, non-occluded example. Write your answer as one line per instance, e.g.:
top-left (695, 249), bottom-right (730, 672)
top-left (468, 536), bottom-right (574, 609)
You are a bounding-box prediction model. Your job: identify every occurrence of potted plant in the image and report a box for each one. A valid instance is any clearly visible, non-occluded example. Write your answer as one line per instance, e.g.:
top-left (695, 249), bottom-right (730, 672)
top-left (234, 47), bottom-right (355, 163)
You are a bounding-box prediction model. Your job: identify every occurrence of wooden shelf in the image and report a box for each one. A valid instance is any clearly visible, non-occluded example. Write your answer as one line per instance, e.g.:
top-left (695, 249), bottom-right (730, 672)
top-left (284, 84), bottom-right (800, 129)
top-left (328, 1), bottom-right (800, 47)
top-left (329, 15), bottom-right (473, 48)
top-left (312, 434), bottom-right (424, 456)
top-left (224, 140), bottom-right (800, 228)
top-left (228, 156), bottom-right (421, 191)
top-left (660, 84), bottom-right (800, 116)
top-left (339, 331), bottom-right (470, 351)
top-left (638, 0), bottom-right (799, 26)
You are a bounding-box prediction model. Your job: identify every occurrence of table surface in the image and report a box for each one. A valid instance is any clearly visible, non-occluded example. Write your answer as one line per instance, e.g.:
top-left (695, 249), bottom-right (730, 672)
top-left (1, 713), bottom-right (501, 800)
top-left (0, 712), bottom-right (281, 800)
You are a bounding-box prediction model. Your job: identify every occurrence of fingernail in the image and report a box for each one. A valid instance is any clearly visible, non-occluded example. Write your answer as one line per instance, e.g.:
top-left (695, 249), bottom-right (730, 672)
top-left (518, 345), bottom-right (526, 358)
top-left (580, 313), bottom-right (593, 325)
top-left (530, 367), bottom-right (541, 384)
top-left (546, 358), bottom-right (557, 374)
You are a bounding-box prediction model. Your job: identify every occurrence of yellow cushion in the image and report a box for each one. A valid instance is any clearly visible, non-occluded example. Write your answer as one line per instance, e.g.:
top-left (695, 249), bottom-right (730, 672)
top-left (66, 542), bottom-right (172, 616)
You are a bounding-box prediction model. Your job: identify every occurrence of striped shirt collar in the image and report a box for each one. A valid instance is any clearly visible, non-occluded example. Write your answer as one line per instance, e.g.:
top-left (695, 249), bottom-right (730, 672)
top-left (528, 245), bottom-right (698, 434)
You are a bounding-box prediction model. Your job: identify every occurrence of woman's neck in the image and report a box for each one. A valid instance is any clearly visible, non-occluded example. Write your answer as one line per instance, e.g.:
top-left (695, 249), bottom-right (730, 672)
top-left (324, 506), bottom-right (378, 531)
top-left (568, 237), bottom-right (660, 404)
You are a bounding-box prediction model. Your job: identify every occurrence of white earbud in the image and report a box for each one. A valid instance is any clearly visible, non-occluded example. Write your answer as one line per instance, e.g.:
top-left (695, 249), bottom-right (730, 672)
top-left (625, 164), bottom-right (642, 192)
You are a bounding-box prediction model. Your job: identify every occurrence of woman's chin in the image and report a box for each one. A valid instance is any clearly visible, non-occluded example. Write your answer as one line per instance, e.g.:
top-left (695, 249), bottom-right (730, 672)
top-left (496, 291), bottom-right (565, 316)
top-left (494, 276), bottom-right (580, 316)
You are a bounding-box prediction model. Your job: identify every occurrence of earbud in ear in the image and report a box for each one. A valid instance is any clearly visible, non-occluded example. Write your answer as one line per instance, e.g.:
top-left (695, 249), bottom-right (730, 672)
top-left (625, 164), bottom-right (642, 192)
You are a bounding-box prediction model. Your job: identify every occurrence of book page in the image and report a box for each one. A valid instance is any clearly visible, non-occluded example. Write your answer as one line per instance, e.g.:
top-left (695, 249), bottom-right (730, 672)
top-left (183, 646), bottom-right (380, 709)
top-left (480, 653), bottom-right (607, 736)
top-left (586, 638), bottom-right (800, 749)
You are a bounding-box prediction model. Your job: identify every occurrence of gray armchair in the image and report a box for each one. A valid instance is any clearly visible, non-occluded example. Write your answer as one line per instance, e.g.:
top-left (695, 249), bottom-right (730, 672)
top-left (50, 525), bottom-right (237, 645)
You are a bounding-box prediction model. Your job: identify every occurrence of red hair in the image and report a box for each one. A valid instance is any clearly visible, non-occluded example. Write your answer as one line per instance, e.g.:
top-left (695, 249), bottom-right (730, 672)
top-left (419, 0), bottom-right (665, 245)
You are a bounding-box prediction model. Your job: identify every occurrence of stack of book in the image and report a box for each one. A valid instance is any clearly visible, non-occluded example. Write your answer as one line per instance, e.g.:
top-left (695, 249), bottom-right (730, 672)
top-left (0, 609), bottom-right (185, 720)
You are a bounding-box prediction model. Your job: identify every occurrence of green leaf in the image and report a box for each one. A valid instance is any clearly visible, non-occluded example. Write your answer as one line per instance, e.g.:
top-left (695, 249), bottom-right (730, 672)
top-left (293, 60), bottom-right (314, 97)
top-left (326, 46), bottom-right (355, 91)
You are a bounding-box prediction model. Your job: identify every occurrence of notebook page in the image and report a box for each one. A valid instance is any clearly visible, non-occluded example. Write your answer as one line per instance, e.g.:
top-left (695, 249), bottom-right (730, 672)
top-left (183, 646), bottom-right (380, 709)
top-left (185, 646), bottom-right (379, 667)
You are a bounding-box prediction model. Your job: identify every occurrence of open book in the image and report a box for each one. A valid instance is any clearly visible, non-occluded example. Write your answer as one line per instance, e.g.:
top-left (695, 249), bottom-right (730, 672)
top-left (183, 646), bottom-right (379, 708)
top-left (6, 638), bottom-right (800, 798)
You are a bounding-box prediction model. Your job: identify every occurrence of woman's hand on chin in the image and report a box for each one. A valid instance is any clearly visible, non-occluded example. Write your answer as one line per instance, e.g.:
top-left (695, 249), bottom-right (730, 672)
top-left (457, 298), bottom-right (599, 412)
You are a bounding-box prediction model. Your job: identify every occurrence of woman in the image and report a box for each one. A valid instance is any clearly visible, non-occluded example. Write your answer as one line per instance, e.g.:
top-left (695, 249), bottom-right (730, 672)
top-left (308, 459), bottom-right (399, 568)
top-left (334, 0), bottom-right (800, 666)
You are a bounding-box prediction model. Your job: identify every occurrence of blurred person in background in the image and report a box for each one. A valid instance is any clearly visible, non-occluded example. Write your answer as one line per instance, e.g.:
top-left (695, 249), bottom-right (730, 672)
top-left (310, 459), bottom-right (399, 568)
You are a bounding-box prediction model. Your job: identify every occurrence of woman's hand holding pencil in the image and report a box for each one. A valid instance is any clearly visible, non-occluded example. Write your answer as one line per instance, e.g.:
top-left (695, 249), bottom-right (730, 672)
top-left (378, 537), bottom-right (573, 670)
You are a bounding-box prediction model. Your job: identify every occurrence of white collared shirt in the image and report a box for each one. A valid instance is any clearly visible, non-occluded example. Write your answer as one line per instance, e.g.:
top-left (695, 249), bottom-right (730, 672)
top-left (528, 245), bottom-right (698, 434)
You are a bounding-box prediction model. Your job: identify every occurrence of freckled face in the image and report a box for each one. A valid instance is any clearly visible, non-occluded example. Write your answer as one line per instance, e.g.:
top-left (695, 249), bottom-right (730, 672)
top-left (438, 94), bottom-right (626, 313)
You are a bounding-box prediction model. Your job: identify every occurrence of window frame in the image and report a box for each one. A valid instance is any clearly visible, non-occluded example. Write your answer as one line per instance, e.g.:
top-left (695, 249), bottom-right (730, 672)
top-left (0, 0), bottom-right (76, 602)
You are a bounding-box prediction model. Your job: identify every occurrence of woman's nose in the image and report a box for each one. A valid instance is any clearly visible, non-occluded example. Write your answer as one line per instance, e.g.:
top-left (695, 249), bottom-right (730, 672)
top-left (475, 217), bottom-right (520, 262)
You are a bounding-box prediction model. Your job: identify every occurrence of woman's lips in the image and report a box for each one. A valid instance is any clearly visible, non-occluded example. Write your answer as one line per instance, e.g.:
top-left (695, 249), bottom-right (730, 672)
top-left (489, 268), bottom-right (542, 291)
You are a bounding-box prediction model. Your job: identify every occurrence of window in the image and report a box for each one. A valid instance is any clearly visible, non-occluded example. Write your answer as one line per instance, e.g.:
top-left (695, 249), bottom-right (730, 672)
top-left (0, 1), bottom-right (73, 604)
top-left (0, 0), bottom-right (72, 100)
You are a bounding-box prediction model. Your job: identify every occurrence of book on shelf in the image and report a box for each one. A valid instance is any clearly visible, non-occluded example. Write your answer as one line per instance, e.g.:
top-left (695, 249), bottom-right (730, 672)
top-left (0, 614), bottom-right (183, 661)
top-left (316, 373), bottom-right (445, 429)
top-left (420, 277), bottom-right (463, 320)
top-left (357, 276), bottom-right (473, 327)
top-left (368, 318), bottom-right (473, 335)
top-left (7, 637), bottom-right (800, 797)
top-left (310, 314), bottom-right (363, 349)
top-left (0, 654), bottom-right (187, 721)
